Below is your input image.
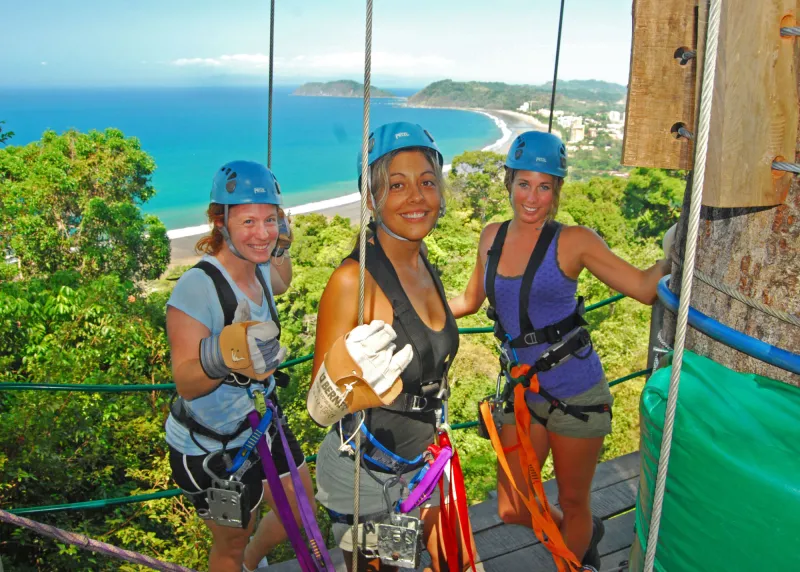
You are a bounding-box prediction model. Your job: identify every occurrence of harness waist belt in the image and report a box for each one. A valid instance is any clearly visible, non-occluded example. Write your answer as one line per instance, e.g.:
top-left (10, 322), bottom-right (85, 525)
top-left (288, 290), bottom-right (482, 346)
top-left (381, 394), bottom-right (442, 413)
top-left (170, 396), bottom-right (252, 445)
top-left (327, 508), bottom-right (390, 526)
top-left (489, 303), bottom-right (587, 348)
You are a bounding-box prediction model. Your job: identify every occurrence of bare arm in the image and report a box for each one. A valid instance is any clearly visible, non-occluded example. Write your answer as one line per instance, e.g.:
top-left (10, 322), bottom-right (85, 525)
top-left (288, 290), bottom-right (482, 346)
top-left (269, 254), bottom-right (292, 295)
top-left (573, 226), bottom-right (669, 305)
top-left (311, 262), bottom-right (362, 381)
top-left (167, 306), bottom-right (225, 400)
top-left (448, 223), bottom-right (500, 319)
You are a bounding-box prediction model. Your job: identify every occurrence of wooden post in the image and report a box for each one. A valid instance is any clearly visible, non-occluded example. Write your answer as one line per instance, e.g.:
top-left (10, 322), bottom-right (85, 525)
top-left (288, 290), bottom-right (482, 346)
top-left (700, 0), bottom-right (800, 207)
top-left (662, 1), bottom-right (800, 386)
top-left (622, 0), bottom-right (699, 170)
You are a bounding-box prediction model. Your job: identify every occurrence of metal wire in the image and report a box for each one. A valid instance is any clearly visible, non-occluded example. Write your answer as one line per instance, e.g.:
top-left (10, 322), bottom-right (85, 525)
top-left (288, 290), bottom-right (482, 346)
top-left (267, 0), bottom-right (275, 168)
top-left (548, 0), bottom-right (566, 133)
top-left (772, 161), bottom-right (800, 174)
top-left (780, 26), bottom-right (800, 37)
top-left (643, 0), bottom-right (722, 569)
top-left (677, 126), bottom-right (694, 141)
top-left (353, 1), bottom-right (374, 568)
top-left (670, 252), bottom-right (800, 328)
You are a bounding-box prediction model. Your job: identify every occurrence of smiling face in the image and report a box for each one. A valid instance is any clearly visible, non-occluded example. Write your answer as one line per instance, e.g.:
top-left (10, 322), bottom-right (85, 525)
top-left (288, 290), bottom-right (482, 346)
top-left (507, 169), bottom-right (561, 227)
top-left (371, 149), bottom-right (443, 241)
top-left (218, 203), bottom-right (279, 263)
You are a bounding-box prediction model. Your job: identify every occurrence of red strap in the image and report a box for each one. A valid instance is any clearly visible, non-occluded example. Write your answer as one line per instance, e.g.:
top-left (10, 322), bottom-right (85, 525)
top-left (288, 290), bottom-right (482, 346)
top-left (437, 431), bottom-right (477, 572)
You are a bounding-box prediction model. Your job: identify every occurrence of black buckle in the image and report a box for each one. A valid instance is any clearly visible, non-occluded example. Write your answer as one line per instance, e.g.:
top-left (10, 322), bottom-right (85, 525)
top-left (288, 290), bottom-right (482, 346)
top-left (542, 324), bottom-right (563, 344)
top-left (486, 306), bottom-right (498, 321)
top-left (273, 370), bottom-right (290, 388)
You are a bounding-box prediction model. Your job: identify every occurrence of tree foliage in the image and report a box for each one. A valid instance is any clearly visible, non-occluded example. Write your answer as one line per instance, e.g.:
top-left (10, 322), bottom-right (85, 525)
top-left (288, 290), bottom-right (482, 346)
top-left (622, 168), bottom-right (686, 239)
top-left (0, 121), bottom-right (14, 146)
top-left (0, 128), bottom-right (170, 281)
top-left (408, 79), bottom-right (626, 112)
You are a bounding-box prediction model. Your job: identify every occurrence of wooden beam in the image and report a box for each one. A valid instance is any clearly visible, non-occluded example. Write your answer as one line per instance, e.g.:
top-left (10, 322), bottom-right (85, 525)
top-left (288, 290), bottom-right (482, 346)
top-left (700, 0), bottom-right (799, 207)
top-left (622, 0), bottom-right (699, 170)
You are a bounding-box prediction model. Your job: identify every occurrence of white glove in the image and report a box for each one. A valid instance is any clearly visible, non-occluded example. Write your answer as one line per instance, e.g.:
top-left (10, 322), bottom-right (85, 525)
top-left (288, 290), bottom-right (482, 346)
top-left (247, 322), bottom-right (286, 374)
top-left (306, 320), bottom-right (413, 426)
top-left (344, 321), bottom-right (413, 395)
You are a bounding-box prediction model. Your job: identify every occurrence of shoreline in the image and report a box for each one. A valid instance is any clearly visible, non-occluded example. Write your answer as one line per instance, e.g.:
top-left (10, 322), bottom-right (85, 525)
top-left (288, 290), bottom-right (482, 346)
top-left (168, 107), bottom-right (546, 268)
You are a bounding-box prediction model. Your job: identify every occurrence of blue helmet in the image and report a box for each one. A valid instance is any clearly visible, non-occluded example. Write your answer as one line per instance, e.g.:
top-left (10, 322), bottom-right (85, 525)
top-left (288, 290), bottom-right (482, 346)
top-left (505, 131), bottom-right (567, 179)
top-left (357, 122), bottom-right (443, 191)
top-left (211, 160), bottom-right (282, 206)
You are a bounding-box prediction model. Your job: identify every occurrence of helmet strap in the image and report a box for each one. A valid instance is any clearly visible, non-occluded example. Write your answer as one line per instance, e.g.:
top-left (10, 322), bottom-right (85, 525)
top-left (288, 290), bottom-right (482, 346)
top-left (220, 205), bottom-right (249, 261)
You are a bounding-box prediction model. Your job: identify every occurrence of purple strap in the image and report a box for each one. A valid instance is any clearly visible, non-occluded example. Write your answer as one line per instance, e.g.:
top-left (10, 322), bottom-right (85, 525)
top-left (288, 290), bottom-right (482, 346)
top-left (247, 409), bottom-right (328, 571)
top-left (265, 401), bottom-right (335, 571)
top-left (398, 446), bottom-right (453, 513)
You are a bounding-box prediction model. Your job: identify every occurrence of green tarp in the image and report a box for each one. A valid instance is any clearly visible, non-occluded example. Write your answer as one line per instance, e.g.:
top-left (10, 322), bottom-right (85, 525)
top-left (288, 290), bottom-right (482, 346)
top-left (630, 351), bottom-right (800, 571)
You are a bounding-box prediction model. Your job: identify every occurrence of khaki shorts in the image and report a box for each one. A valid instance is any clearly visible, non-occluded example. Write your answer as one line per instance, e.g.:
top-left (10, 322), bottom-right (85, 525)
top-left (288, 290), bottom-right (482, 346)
top-left (500, 379), bottom-right (614, 438)
top-left (315, 431), bottom-right (450, 555)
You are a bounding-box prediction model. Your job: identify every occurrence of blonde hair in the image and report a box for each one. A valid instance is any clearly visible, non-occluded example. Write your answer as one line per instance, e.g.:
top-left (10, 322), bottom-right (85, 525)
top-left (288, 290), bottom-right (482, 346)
top-left (195, 203), bottom-right (226, 255)
top-left (504, 167), bottom-right (563, 221)
top-left (368, 147), bottom-right (445, 215)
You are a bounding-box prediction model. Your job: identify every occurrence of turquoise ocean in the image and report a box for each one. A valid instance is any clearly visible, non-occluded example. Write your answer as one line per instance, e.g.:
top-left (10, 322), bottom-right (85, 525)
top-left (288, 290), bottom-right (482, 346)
top-left (0, 86), bottom-right (501, 233)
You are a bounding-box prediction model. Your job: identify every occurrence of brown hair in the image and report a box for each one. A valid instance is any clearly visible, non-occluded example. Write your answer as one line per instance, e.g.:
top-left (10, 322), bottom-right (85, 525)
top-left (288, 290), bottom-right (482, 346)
top-left (503, 167), bottom-right (563, 221)
top-left (195, 204), bottom-right (226, 255)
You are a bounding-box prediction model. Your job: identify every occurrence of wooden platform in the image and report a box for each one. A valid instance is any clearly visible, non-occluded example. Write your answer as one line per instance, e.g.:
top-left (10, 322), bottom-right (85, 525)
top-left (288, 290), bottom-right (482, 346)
top-left (269, 452), bottom-right (640, 571)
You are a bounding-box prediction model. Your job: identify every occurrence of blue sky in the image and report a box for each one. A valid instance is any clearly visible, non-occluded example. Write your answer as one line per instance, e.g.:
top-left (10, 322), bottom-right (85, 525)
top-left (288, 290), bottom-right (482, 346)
top-left (2, 0), bottom-right (634, 88)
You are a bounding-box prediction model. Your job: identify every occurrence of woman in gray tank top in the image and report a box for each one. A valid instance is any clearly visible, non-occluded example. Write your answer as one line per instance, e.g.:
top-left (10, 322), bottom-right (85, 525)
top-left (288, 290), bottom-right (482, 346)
top-left (307, 122), bottom-right (474, 571)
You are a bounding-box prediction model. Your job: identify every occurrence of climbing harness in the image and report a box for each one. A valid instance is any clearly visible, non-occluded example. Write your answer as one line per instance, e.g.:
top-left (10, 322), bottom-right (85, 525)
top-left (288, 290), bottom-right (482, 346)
top-left (332, 231), bottom-right (475, 568)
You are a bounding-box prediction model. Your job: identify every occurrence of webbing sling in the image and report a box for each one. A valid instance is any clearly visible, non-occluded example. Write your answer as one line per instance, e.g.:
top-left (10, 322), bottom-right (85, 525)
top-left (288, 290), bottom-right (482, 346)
top-left (437, 430), bottom-right (477, 572)
top-left (480, 383), bottom-right (583, 572)
top-left (485, 221), bottom-right (586, 348)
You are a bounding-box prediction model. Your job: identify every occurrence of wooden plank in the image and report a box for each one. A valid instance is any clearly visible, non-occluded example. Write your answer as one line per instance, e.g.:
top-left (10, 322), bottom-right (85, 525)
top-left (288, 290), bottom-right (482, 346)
top-left (479, 511), bottom-right (637, 572)
top-left (600, 547), bottom-right (633, 572)
top-left (701, 0), bottom-right (799, 207)
top-left (622, 0), bottom-right (698, 169)
top-left (468, 452), bottom-right (640, 534)
top-left (468, 477), bottom-right (639, 564)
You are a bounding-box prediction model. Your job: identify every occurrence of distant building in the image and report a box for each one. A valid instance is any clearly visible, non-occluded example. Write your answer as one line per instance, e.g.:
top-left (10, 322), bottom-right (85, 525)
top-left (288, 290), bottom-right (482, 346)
top-left (608, 110), bottom-right (623, 123)
top-left (569, 118), bottom-right (585, 143)
top-left (518, 101), bottom-right (531, 112)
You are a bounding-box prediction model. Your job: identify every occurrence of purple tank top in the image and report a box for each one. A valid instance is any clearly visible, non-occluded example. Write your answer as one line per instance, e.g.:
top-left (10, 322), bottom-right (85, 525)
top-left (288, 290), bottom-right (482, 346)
top-left (486, 225), bottom-right (604, 401)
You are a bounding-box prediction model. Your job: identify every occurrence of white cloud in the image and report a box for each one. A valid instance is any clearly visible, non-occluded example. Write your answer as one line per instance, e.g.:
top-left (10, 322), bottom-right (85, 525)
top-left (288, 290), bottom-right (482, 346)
top-left (171, 51), bottom-right (452, 77)
top-left (173, 57), bottom-right (223, 67)
top-left (40, 61), bottom-right (47, 66)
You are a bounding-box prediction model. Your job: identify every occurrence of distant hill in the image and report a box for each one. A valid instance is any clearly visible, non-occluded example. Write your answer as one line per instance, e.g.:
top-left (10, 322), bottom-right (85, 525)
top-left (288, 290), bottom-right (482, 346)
top-left (292, 80), bottom-right (394, 98)
top-left (407, 79), bottom-right (627, 112)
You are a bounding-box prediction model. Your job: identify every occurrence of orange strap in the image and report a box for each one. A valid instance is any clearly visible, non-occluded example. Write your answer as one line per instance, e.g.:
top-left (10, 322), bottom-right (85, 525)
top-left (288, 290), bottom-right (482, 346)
top-left (479, 381), bottom-right (582, 572)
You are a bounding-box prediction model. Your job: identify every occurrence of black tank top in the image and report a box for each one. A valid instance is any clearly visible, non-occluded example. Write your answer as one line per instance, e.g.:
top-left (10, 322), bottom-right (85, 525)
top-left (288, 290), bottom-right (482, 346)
top-left (338, 234), bottom-right (460, 471)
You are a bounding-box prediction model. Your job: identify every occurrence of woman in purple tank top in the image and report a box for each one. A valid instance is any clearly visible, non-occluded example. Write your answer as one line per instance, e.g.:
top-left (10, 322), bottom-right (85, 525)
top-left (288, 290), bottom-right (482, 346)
top-left (449, 131), bottom-right (670, 569)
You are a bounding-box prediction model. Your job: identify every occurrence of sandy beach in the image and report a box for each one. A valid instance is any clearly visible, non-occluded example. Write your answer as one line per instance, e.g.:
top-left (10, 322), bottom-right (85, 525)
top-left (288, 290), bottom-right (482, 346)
top-left (168, 108), bottom-right (545, 268)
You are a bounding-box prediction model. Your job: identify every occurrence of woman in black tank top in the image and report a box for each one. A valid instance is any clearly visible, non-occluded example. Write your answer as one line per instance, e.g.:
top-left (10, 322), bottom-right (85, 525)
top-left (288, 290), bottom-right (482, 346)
top-left (309, 122), bottom-right (473, 571)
